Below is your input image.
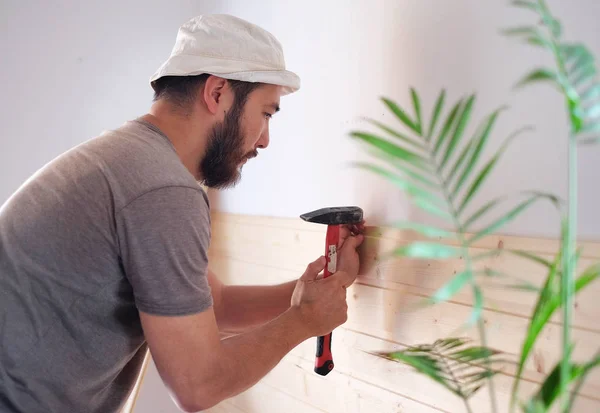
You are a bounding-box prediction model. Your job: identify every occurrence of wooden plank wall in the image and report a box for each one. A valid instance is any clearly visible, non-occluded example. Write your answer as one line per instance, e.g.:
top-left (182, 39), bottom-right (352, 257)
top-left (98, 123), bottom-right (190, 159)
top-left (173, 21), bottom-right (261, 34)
top-left (203, 212), bottom-right (600, 413)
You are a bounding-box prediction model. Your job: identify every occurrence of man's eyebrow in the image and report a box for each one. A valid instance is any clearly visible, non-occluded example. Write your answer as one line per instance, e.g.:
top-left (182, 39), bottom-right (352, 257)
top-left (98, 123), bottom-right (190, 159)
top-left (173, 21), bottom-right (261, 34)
top-left (269, 103), bottom-right (281, 113)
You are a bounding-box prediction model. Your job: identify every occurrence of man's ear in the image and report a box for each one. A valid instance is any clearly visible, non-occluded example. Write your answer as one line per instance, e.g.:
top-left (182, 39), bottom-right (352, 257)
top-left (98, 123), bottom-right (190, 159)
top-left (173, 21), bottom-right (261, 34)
top-left (202, 75), bottom-right (228, 115)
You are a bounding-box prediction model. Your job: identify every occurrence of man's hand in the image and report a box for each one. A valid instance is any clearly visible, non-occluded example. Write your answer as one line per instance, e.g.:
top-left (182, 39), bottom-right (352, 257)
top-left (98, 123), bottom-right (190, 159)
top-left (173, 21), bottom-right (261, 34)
top-left (140, 225), bottom-right (364, 411)
top-left (338, 221), bottom-right (365, 248)
top-left (336, 221), bottom-right (365, 279)
top-left (290, 233), bottom-right (364, 337)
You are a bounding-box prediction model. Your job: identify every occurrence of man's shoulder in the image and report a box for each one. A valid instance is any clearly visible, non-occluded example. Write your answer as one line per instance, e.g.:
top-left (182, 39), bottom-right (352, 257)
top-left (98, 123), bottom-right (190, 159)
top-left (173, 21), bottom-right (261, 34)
top-left (81, 118), bottom-right (202, 208)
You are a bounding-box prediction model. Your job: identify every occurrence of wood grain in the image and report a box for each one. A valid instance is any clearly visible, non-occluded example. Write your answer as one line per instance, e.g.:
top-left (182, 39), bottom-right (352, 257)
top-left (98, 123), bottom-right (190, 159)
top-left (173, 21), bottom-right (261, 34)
top-left (205, 212), bottom-right (600, 413)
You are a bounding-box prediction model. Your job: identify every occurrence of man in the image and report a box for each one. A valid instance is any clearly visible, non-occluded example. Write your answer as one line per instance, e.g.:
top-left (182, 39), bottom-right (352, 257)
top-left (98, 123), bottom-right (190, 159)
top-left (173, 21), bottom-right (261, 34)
top-left (0, 13), bottom-right (364, 413)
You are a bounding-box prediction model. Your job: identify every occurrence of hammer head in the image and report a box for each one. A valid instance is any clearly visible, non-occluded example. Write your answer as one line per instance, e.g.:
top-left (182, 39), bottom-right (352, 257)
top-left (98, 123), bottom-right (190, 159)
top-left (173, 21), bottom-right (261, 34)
top-left (300, 206), bottom-right (363, 226)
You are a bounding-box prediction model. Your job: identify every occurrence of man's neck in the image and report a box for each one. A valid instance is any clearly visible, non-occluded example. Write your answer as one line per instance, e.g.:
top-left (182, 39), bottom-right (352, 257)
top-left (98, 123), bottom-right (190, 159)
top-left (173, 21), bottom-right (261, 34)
top-left (141, 101), bottom-right (212, 180)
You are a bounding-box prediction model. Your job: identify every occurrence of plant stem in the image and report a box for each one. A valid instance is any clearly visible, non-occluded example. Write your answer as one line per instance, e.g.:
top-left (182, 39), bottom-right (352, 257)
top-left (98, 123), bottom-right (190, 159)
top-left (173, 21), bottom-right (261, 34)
top-left (532, 3), bottom-right (576, 410)
top-left (465, 399), bottom-right (474, 413)
top-left (561, 134), bottom-right (577, 412)
top-left (467, 252), bottom-right (499, 413)
top-left (439, 350), bottom-right (474, 413)
top-left (427, 145), bottom-right (499, 413)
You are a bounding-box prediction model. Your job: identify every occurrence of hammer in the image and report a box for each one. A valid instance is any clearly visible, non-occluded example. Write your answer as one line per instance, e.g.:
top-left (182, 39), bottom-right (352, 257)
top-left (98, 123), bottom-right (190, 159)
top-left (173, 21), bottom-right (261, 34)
top-left (300, 206), bottom-right (364, 376)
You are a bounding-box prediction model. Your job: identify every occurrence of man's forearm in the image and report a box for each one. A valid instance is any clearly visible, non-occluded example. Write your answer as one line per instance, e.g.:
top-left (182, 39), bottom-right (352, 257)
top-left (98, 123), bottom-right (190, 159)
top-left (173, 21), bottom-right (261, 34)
top-left (200, 307), bottom-right (310, 409)
top-left (217, 280), bottom-right (296, 333)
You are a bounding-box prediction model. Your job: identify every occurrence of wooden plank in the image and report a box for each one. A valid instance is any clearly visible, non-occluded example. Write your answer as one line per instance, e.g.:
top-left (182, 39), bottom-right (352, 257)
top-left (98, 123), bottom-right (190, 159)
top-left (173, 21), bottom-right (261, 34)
top-left (207, 222), bottom-right (600, 332)
top-left (208, 256), bottom-right (600, 401)
top-left (210, 212), bottom-right (600, 258)
top-left (206, 212), bottom-right (600, 412)
top-left (286, 327), bottom-right (600, 413)
top-left (227, 380), bottom-right (327, 413)
top-left (262, 353), bottom-right (446, 413)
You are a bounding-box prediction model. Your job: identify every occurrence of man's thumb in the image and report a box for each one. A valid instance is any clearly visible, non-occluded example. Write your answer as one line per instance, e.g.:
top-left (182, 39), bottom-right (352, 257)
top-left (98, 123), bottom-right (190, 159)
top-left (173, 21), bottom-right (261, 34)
top-left (300, 256), bottom-right (326, 281)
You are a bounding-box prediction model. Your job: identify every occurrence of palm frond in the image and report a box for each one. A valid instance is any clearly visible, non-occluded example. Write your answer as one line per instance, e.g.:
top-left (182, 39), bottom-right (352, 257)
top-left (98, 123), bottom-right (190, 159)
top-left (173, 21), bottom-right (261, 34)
top-left (350, 89), bottom-right (547, 326)
top-left (510, 250), bottom-right (599, 409)
top-left (503, 0), bottom-right (600, 144)
top-left (377, 337), bottom-right (506, 401)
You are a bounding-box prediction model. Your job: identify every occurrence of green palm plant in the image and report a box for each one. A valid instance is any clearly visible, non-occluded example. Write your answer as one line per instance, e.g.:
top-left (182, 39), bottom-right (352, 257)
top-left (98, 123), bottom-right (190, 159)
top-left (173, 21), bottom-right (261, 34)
top-left (350, 1), bottom-right (600, 412)
top-left (351, 85), bottom-right (554, 413)
top-left (502, 0), bottom-right (600, 411)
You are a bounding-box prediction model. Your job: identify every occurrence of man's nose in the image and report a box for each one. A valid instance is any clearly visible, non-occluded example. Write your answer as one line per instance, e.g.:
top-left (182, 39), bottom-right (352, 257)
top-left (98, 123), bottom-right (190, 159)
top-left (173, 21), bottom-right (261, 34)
top-left (257, 127), bottom-right (270, 149)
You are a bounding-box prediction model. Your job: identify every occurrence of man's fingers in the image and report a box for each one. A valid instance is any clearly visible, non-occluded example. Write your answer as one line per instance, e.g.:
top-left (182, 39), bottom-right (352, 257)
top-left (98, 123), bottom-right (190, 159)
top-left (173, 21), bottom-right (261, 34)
top-left (342, 233), bottom-right (364, 250)
top-left (327, 269), bottom-right (358, 289)
top-left (338, 225), bottom-right (351, 247)
top-left (349, 220), bottom-right (365, 235)
top-left (300, 256), bottom-right (326, 281)
top-left (338, 221), bottom-right (366, 247)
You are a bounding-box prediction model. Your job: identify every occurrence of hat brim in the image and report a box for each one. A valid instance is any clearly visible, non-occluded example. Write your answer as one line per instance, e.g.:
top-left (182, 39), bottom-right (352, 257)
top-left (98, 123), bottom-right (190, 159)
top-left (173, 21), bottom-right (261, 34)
top-left (150, 54), bottom-right (300, 95)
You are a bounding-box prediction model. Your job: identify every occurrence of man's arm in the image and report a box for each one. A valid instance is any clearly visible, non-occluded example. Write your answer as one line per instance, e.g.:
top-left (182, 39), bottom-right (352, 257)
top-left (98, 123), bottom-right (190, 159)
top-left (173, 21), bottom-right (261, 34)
top-left (208, 269), bottom-right (296, 334)
top-left (140, 302), bottom-right (310, 412)
top-left (207, 222), bottom-right (365, 334)
top-left (140, 248), bottom-right (361, 412)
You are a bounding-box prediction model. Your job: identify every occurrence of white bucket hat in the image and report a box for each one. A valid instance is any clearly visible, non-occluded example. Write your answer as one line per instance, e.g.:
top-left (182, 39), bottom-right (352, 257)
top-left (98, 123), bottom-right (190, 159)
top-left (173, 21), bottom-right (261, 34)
top-left (150, 14), bottom-right (301, 95)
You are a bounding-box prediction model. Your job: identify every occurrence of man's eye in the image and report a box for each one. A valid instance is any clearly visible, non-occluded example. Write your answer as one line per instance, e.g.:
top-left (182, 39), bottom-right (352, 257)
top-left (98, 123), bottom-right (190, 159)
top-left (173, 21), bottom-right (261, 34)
top-left (264, 113), bottom-right (273, 119)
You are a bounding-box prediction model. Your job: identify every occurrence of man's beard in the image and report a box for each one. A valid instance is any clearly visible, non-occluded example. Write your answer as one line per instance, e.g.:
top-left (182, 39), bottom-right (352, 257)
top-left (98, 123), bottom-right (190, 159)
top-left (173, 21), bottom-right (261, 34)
top-left (200, 103), bottom-right (257, 189)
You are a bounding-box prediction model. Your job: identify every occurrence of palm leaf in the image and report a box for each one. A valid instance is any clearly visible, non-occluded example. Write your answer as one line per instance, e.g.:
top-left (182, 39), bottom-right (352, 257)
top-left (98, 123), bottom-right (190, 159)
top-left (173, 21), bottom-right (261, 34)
top-left (361, 147), bottom-right (438, 188)
top-left (580, 122), bottom-right (600, 134)
top-left (413, 197), bottom-right (454, 221)
top-left (525, 353), bottom-right (600, 411)
top-left (515, 68), bottom-right (561, 89)
top-left (350, 132), bottom-right (430, 171)
top-left (378, 337), bottom-right (505, 400)
top-left (452, 106), bottom-right (505, 196)
top-left (391, 222), bottom-right (454, 239)
top-left (411, 87), bottom-right (423, 135)
top-left (462, 196), bottom-right (507, 231)
top-left (445, 139), bottom-right (475, 186)
top-left (510, 259), bottom-right (599, 409)
top-left (511, 1), bottom-right (541, 13)
top-left (351, 162), bottom-right (444, 207)
top-left (364, 118), bottom-right (425, 150)
top-left (566, 350), bottom-right (600, 411)
top-left (507, 249), bottom-right (553, 269)
top-left (571, 64), bottom-right (596, 87)
top-left (581, 83), bottom-right (600, 101)
top-left (382, 97), bottom-right (421, 135)
top-left (433, 98), bottom-right (464, 156)
top-left (439, 95), bottom-right (475, 170)
top-left (467, 284), bottom-right (484, 326)
top-left (510, 248), bottom-right (561, 410)
top-left (390, 242), bottom-right (460, 260)
top-left (467, 192), bottom-right (559, 245)
top-left (430, 270), bottom-right (472, 303)
top-left (457, 126), bottom-right (531, 214)
top-left (584, 103), bottom-right (600, 119)
top-left (501, 26), bottom-right (552, 49)
top-left (427, 89), bottom-right (446, 141)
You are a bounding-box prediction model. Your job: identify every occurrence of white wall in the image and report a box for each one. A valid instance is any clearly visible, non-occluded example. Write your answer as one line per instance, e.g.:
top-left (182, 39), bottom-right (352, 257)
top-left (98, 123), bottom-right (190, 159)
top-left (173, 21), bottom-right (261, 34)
top-left (2, 0), bottom-right (599, 241)
top-left (2, 1), bottom-right (600, 412)
top-left (207, 0), bottom-right (600, 241)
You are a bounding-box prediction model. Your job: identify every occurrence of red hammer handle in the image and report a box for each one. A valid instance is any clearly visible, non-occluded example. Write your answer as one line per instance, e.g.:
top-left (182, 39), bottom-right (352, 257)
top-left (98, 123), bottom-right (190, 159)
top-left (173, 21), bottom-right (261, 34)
top-left (314, 224), bottom-right (339, 376)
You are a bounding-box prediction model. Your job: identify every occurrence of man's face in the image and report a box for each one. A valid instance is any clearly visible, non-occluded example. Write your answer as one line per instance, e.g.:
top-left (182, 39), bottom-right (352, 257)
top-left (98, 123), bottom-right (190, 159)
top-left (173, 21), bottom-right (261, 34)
top-left (200, 83), bottom-right (282, 189)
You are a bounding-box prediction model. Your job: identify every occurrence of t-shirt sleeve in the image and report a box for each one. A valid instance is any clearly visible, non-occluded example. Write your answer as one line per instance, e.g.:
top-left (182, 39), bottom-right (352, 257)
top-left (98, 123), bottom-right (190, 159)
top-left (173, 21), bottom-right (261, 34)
top-left (116, 186), bottom-right (213, 316)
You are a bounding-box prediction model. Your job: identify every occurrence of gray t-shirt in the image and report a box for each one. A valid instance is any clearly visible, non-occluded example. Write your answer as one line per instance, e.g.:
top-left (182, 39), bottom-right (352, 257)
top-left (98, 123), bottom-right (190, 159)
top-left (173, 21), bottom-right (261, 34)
top-left (0, 119), bottom-right (214, 412)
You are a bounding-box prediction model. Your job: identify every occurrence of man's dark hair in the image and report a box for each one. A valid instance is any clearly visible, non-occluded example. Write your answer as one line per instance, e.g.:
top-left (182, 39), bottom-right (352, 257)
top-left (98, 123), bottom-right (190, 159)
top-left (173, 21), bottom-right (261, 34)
top-left (151, 74), bottom-right (262, 111)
